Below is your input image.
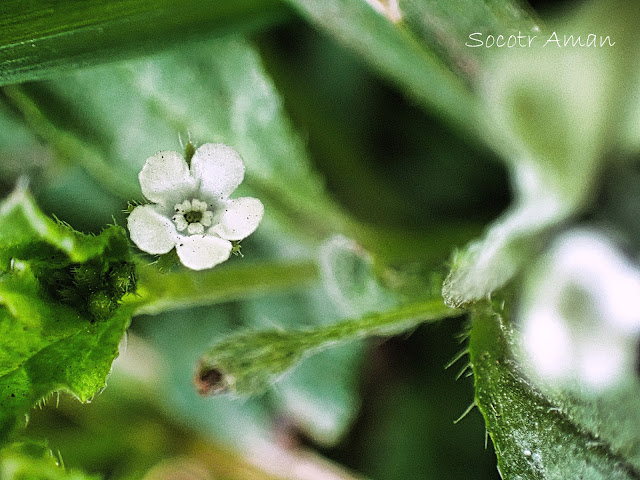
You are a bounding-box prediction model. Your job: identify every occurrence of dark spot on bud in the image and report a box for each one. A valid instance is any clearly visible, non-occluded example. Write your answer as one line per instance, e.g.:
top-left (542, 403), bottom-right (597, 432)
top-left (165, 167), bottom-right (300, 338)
top-left (194, 364), bottom-right (228, 396)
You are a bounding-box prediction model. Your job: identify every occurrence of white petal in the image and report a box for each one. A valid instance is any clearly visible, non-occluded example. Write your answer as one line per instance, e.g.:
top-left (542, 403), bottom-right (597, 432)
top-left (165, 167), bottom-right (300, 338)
top-left (201, 210), bottom-right (213, 227)
top-left (139, 151), bottom-right (196, 205)
top-left (174, 203), bottom-right (186, 214)
top-left (192, 199), bottom-right (208, 212)
top-left (521, 306), bottom-right (573, 382)
top-left (176, 235), bottom-right (232, 270)
top-left (128, 205), bottom-right (177, 254)
top-left (173, 215), bottom-right (188, 231)
top-left (210, 197), bottom-right (264, 241)
top-left (190, 143), bottom-right (245, 200)
top-left (187, 222), bottom-right (205, 235)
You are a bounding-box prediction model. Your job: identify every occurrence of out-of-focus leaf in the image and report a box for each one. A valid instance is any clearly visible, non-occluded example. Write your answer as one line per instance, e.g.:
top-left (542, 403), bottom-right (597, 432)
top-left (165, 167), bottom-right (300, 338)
top-left (443, 0), bottom-right (640, 307)
top-left (400, 0), bottom-right (538, 71)
top-left (274, 343), bottom-right (362, 446)
top-left (470, 305), bottom-right (640, 479)
top-left (0, 0), bottom-right (290, 86)
top-left (281, 0), bottom-right (537, 137)
top-left (132, 305), bottom-right (276, 452)
top-left (0, 185), bottom-right (135, 441)
top-left (0, 442), bottom-right (99, 480)
top-left (0, 101), bottom-right (49, 185)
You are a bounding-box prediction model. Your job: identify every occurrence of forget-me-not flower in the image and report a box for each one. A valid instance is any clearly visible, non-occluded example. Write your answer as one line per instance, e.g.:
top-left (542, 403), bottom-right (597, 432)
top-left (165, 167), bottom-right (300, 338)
top-left (127, 143), bottom-right (263, 270)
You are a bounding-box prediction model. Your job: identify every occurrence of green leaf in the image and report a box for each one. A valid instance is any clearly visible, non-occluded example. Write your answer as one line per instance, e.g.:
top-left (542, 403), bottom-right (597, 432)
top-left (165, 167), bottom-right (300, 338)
top-left (274, 343), bottom-right (363, 446)
top-left (400, 0), bottom-right (539, 60)
top-left (0, 100), bottom-right (48, 186)
top-left (0, 442), bottom-right (99, 480)
top-left (281, 0), bottom-right (537, 137)
top-left (0, 182), bottom-right (128, 266)
top-left (470, 305), bottom-right (640, 479)
top-left (0, 0), bottom-right (290, 87)
top-left (131, 305), bottom-right (278, 450)
top-left (195, 297), bottom-right (457, 397)
top-left (443, 0), bottom-right (640, 307)
top-left (0, 185), bottom-right (135, 441)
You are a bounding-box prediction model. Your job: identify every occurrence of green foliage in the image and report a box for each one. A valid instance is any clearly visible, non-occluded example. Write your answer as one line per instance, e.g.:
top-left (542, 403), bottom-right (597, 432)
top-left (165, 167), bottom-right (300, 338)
top-left (470, 305), bottom-right (640, 479)
top-left (282, 0), bottom-right (537, 137)
top-left (0, 442), bottom-right (99, 480)
top-left (444, 3), bottom-right (640, 477)
top-left (443, 0), bottom-right (640, 307)
top-left (3, 0), bottom-right (640, 478)
top-left (2, 32), bottom-right (401, 460)
top-left (318, 234), bottom-right (397, 316)
top-left (2, 37), bottom-right (367, 246)
top-left (0, 184), bottom-right (135, 442)
top-left (0, 0), bottom-right (289, 86)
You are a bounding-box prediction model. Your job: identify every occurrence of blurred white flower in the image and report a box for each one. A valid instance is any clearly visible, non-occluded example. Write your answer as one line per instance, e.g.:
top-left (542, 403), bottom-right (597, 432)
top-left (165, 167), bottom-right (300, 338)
top-left (127, 143), bottom-right (264, 270)
top-left (518, 229), bottom-right (640, 390)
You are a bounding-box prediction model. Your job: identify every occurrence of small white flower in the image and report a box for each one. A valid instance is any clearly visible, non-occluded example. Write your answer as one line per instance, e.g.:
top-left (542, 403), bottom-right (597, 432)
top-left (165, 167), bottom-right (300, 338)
top-left (517, 229), bottom-right (640, 390)
top-left (127, 143), bottom-right (264, 270)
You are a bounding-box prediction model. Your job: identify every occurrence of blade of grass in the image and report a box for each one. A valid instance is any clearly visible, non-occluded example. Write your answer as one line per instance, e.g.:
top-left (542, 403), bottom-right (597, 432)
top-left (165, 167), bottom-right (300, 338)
top-left (0, 0), bottom-right (291, 86)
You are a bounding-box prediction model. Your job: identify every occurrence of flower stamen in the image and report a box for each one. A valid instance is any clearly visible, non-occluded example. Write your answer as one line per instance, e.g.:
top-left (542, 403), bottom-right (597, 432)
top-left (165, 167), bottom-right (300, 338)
top-left (185, 210), bottom-right (202, 223)
top-left (172, 198), bottom-right (213, 235)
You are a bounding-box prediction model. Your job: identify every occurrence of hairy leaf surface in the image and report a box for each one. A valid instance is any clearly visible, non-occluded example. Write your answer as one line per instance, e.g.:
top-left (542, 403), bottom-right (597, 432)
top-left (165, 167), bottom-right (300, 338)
top-left (470, 306), bottom-right (640, 479)
top-left (0, 185), bottom-right (134, 442)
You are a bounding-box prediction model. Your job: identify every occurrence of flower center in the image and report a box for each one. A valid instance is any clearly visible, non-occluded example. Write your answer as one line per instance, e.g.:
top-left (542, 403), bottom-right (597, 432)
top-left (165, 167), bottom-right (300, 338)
top-left (184, 210), bottom-right (203, 224)
top-left (172, 199), bottom-right (214, 235)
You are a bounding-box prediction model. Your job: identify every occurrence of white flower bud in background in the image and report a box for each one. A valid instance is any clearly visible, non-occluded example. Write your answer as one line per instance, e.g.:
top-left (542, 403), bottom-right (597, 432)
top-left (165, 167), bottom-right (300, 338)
top-left (127, 143), bottom-right (264, 270)
top-left (517, 229), bottom-right (640, 390)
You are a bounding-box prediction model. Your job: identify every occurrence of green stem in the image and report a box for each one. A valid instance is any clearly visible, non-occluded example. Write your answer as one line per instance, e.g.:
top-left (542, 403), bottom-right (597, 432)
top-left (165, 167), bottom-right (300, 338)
top-left (196, 296), bottom-right (460, 396)
top-left (126, 259), bottom-right (319, 316)
top-left (303, 296), bottom-right (459, 346)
